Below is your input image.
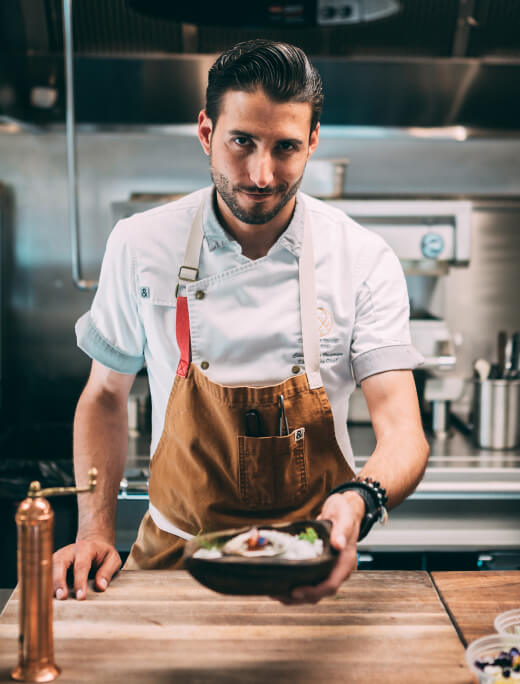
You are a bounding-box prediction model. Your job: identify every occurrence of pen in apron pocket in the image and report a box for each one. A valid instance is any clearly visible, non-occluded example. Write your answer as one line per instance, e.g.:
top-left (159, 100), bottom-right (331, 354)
top-left (278, 395), bottom-right (289, 436)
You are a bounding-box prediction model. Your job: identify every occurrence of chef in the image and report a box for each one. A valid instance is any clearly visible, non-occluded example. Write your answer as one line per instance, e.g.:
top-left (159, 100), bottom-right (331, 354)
top-left (53, 39), bottom-right (429, 604)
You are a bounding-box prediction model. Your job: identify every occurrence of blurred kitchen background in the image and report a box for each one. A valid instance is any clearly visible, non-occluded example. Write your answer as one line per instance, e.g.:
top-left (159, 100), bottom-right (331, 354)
top-left (0, 0), bottom-right (520, 586)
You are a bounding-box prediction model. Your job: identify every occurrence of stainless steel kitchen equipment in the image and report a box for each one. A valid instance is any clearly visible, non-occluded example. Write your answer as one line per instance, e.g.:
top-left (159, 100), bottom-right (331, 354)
top-left (327, 198), bottom-right (471, 360)
top-left (473, 379), bottom-right (520, 450)
top-left (326, 199), bottom-right (472, 429)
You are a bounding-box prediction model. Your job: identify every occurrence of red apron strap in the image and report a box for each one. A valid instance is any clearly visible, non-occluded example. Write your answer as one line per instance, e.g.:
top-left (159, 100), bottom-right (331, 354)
top-left (176, 296), bottom-right (191, 377)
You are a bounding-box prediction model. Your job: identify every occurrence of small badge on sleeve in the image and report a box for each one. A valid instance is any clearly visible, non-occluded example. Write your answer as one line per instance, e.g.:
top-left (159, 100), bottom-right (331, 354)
top-left (294, 427), bottom-right (305, 442)
top-left (139, 287), bottom-right (150, 299)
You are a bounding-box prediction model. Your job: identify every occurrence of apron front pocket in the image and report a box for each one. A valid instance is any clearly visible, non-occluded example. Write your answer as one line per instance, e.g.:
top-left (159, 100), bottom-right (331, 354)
top-left (237, 428), bottom-right (308, 510)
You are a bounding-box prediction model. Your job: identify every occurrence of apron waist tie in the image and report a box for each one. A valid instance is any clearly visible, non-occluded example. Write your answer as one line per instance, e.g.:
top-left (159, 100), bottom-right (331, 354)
top-left (149, 502), bottom-right (195, 540)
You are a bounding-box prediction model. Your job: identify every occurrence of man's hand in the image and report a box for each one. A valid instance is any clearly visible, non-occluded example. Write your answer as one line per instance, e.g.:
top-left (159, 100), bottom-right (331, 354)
top-left (274, 491), bottom-right (364, 605)
top-left (53, 539), bottom-right (121, 601)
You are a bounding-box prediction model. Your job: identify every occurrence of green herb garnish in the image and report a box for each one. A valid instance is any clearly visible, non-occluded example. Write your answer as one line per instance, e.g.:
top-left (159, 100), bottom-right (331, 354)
top-left (196, 537), bottom-right (225, 551)
top-left (298, 527), bottom-right (318, 543)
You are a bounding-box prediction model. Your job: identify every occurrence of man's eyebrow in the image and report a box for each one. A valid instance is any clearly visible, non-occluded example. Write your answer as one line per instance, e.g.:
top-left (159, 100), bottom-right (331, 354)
top-left (228, 129), bottom-right (258, 139)
top-left (228, 129), bottom-right (304, 145)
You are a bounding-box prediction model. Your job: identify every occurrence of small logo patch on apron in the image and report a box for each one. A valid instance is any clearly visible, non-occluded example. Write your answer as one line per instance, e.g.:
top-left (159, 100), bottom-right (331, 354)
top-left (294, 427), bottom-right (305, 442)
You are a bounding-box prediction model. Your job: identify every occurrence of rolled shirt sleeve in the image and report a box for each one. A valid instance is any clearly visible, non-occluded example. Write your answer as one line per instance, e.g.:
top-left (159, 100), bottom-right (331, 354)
top-left (350, 232), bottom-right (424, 384)
top-left (75, 220), bottom-right (146, 374)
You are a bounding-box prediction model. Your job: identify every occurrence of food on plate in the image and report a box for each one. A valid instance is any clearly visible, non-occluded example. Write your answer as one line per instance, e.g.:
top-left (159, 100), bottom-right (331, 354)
top-left (222, 528), bottom-right (286, 557)
top-left (193, 526), bottom-right (324, 561)
top-left (473, 646), bottom-right (520, 682)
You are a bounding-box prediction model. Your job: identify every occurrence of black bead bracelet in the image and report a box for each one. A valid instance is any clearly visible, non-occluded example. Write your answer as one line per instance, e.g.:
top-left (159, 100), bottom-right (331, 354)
top-left (328, 477), bottom-right (388, 541)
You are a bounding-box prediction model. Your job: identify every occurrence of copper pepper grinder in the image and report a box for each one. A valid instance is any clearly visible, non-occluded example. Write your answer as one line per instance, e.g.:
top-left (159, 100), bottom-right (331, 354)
top-left (11, 468), bottom-right (97, 682)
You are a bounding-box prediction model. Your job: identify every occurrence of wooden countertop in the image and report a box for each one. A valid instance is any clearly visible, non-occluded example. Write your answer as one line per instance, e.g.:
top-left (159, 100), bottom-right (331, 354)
top-left (0, 570), bottom-right (471, 684)
top-left (432, 571), bottom-right (520, 645)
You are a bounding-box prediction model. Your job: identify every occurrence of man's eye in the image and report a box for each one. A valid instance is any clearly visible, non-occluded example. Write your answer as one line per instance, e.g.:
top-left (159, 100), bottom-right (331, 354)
top-left (233, 137), bottom-right (250, 146)
top-left (278, 142), bottom-right (296, 152)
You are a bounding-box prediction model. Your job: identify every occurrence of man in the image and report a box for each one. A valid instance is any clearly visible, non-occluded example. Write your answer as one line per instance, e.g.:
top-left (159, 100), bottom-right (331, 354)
top-left (53, 39), bottom-right (429, 605)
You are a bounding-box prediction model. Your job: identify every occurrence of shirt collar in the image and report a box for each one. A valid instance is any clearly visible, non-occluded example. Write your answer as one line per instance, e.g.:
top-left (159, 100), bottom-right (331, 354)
top-left (202, 186), bottom-right (305, 258)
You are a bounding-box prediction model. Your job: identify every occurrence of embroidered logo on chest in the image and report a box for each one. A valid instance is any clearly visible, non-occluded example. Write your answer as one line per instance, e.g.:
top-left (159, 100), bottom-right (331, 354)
top-left (317, 307), bottom-right (334, 337)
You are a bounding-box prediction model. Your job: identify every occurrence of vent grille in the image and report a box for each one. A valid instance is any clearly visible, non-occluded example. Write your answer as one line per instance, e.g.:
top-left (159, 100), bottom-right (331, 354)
top-left (46, 0), bottom-right (183, 54)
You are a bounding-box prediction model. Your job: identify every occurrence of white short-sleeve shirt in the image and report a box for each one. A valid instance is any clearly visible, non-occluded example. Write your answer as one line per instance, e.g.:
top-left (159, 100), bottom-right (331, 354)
top-left (76, 187), bottom-right (423, 471)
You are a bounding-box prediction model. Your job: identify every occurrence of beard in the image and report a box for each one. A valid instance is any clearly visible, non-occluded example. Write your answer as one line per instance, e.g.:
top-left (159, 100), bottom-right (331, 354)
top-left (210, 166), bottom-right (303, 226)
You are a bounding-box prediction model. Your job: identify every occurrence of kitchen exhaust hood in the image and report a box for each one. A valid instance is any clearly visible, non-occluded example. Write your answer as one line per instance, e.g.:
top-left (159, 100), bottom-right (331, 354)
top-left (126, 0), bottom-right (402, 26)
top-left (1, 0), bottom-right (520, 129)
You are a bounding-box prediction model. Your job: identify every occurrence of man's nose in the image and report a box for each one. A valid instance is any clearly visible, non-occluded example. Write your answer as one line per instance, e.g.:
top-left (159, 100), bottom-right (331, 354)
top-left (249, 151), bottom-right (274, 189)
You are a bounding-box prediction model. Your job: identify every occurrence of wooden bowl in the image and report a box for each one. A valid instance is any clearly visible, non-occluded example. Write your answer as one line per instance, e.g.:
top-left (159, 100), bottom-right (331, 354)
top-left (183, 520), bottom-right (337, 596)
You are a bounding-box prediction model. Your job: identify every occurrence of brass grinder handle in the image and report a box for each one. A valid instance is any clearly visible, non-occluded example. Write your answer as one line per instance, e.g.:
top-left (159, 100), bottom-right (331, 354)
top-left (27, 467), bottom-right (97, 499)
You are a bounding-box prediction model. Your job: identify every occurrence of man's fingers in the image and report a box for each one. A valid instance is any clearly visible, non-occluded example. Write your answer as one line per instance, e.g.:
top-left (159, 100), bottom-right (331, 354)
top-left (73, 544), bottom-right (97, 600)
top-left (289, 545), bottom-right (357, 603)
top-left (279, 493), bottom-right (363, 606)
top-left (53, 546), bottom-right (75, 600)
top-left (53, 540), bottom-right (119, 600)
top-left (94, 548), bottom-right (122, 591)
top-left (323, 545), bottom-right (357, 588)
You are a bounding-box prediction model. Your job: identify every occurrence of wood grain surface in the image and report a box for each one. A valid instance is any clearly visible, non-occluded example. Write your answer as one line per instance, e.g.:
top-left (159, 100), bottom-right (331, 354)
top-left (432, 571), bottom-right (520, 646)
top-left (0, 570), bottom-right (470, 683)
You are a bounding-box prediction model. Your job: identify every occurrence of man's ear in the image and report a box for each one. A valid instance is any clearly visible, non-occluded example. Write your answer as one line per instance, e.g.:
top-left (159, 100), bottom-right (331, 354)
top-left (198, 110), bottom-right (213, 156)
top-left (307, 122), bottom-right (320, 159)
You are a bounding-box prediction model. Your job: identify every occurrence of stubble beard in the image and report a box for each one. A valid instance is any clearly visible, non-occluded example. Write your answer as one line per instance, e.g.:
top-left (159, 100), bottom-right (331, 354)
top-left (210, 166), bottom-right (303, 226)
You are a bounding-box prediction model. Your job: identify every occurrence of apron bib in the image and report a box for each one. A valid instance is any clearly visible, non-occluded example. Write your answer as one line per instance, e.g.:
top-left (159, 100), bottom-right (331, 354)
top-left (125, 199), bottom-right (355, 570)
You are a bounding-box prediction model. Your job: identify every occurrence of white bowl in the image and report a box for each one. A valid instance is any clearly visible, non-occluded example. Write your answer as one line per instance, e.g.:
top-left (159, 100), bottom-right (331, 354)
top-left (465, 634), bottom-right (520, 683)
top-left (495, 609), bottom-right (520, 636)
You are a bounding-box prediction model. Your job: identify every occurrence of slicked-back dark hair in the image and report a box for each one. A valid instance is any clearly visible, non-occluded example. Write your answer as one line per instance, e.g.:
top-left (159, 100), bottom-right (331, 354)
top-left (205, 39), bottom-right (323, 134)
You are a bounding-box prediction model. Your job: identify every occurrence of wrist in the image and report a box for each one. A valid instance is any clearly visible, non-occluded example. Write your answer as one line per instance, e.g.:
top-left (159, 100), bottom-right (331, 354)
top-left (327, 477), bottom-right (389, 541)
top-left (77, 527), bottom-right (115, 545)
top-left (341, 490), bottom-right (366, 526)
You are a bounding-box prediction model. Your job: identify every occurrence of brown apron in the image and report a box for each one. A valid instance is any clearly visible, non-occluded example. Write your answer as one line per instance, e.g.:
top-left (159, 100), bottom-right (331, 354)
top-left (125, 200), bottom-right (355, 570)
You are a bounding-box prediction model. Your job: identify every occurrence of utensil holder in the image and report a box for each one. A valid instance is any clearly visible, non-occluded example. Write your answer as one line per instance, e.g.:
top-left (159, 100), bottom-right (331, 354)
top-left (473, 379), bottom-right (520, 450)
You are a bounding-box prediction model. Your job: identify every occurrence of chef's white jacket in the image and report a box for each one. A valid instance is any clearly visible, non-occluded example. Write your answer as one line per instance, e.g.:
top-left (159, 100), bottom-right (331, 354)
top-left (76, 187), bottom-right (423, 471)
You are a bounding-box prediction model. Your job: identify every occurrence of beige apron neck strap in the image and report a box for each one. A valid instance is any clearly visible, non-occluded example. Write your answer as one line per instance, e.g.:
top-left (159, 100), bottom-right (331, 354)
top-left (299, 207), bottom-right (323, 389)
top-left (178, 196), bottom-right (323, 389)
top-left (176, 203), bottom-right (204, 292)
